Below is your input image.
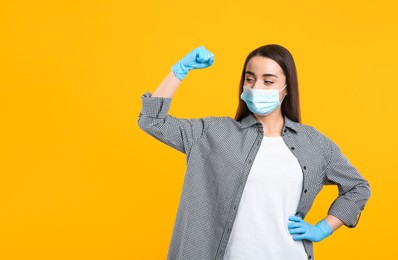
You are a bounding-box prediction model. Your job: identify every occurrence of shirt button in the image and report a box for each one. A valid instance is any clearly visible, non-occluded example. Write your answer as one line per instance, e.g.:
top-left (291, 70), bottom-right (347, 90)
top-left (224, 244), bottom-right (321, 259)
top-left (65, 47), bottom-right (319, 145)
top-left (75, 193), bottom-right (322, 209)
top-left (304, 189), bottom-right (308, 193)
top-left (291, 147), bottom-right (295, 150)
top-left (308, 255), bottom-right (312, 259)
top-left (257, 140), bottom-right (260, 145)
top-left (284, 129), bottom-right (287, 133)
top-left (249, 159), bottom-right (252, 163)
top-left (227, 227), bottom-right (231, 232)
top-left (303, 166), bottom-right (307, 170)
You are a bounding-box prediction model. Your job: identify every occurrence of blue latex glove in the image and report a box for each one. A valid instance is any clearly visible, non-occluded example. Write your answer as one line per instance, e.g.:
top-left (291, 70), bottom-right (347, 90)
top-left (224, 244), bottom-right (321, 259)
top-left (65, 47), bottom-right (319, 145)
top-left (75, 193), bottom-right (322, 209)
top-left (171, 46), bottom-right (215, 81)
top-left (288, 215), bottom-right (333, 242)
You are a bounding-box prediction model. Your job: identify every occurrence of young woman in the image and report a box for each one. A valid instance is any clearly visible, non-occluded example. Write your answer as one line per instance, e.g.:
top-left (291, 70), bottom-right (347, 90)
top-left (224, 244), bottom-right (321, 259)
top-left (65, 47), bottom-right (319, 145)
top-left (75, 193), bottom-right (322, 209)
top-left (138, 44), bottom-right (371, 260)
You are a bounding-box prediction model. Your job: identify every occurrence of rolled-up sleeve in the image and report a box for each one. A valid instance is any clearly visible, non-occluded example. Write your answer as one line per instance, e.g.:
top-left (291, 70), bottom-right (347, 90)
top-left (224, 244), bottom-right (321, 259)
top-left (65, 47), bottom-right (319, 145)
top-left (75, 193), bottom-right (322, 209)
top-left (322, 137), bottom-right (372, 228)
top-left (137, 91), bottom-right (215, 154)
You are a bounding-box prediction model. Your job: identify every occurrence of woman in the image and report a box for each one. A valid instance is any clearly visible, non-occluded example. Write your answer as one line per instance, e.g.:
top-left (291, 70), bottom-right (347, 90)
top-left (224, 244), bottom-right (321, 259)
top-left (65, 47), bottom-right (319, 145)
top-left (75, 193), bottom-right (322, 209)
top-left (138, 44), bottom-right (371, 260)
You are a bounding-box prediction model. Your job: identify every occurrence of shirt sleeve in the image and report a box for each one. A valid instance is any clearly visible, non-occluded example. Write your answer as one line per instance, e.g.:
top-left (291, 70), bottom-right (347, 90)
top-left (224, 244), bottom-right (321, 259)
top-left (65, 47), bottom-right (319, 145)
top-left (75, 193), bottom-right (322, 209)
top-left (322, 137), bottom-right (372, 228)
top-left (137, 91), bottom-right (216, 154)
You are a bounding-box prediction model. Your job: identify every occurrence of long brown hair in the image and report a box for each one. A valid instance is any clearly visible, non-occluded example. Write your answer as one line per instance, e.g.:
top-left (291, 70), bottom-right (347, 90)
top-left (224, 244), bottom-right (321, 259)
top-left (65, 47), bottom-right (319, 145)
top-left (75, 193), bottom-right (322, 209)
top-left (234, 44), bottom-right (301, 123)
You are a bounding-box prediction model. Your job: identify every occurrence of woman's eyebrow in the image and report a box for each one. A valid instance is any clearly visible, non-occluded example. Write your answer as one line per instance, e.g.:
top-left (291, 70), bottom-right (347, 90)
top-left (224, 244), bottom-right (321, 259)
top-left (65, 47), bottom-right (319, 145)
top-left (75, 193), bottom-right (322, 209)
top-left (245, 70), bottom-right (278, 78)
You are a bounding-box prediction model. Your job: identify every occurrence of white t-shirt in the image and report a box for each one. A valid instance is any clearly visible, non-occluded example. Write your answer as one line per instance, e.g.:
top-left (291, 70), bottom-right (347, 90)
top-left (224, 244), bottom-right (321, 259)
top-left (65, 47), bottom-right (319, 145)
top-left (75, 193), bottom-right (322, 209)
top-left (223, 135), bottom-right (308, 260)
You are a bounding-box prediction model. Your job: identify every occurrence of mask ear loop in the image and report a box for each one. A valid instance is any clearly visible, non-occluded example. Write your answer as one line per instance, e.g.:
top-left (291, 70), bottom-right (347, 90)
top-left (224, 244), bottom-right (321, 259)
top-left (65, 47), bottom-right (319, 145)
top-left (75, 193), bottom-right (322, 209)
top-left (279, 84), bottom-right (288, 104)
top-left (279, 84), bottom-right (287, 92)
top-left (280, 94), bottom-right (287, 104)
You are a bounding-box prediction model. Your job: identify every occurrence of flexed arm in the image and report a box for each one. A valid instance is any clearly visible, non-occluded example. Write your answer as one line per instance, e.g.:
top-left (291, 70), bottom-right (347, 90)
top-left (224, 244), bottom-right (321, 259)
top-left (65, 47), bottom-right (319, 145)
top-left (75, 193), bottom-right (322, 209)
top-left (138, 46), bottom-right (216, 154)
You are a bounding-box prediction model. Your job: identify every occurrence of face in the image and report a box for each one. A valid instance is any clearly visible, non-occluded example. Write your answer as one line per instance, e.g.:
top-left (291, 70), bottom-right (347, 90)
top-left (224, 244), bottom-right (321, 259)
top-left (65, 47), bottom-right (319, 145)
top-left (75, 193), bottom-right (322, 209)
top-left (244, 55), bottom-right (288, 97)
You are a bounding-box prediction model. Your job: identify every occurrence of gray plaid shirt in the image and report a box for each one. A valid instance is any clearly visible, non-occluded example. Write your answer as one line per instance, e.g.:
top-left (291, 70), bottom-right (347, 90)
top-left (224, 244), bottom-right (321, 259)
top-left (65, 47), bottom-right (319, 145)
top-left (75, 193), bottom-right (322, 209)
top-left (138, 91), bottom-right (371, 260)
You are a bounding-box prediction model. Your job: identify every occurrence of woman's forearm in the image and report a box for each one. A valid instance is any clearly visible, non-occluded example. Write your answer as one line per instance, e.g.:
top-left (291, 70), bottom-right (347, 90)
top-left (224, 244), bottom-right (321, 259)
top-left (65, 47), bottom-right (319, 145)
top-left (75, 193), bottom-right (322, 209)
top-left (324, 214), bottom-right (344, 232)
top-left (151, 70), bottom-right (181, 98)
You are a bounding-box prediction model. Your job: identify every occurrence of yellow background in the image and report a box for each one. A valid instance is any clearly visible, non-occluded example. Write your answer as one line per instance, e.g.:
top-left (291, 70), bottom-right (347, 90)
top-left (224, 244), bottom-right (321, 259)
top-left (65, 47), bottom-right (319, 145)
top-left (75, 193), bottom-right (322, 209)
top-left (1, 0), bottom-right (396, 259)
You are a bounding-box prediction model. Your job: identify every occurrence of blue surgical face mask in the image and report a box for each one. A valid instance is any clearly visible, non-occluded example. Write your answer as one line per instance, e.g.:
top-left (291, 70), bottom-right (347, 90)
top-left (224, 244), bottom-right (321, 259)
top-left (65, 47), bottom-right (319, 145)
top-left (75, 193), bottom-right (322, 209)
top-left (240, 84), bottom-right (287, 116)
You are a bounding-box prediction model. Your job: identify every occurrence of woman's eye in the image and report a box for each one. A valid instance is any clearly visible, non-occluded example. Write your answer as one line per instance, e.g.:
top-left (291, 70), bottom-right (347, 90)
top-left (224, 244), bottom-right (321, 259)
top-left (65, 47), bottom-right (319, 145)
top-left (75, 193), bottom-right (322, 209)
top-left (264, 81), bottom-right (273, 84)
top-left (245, 78), bottom-right (254, 82)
